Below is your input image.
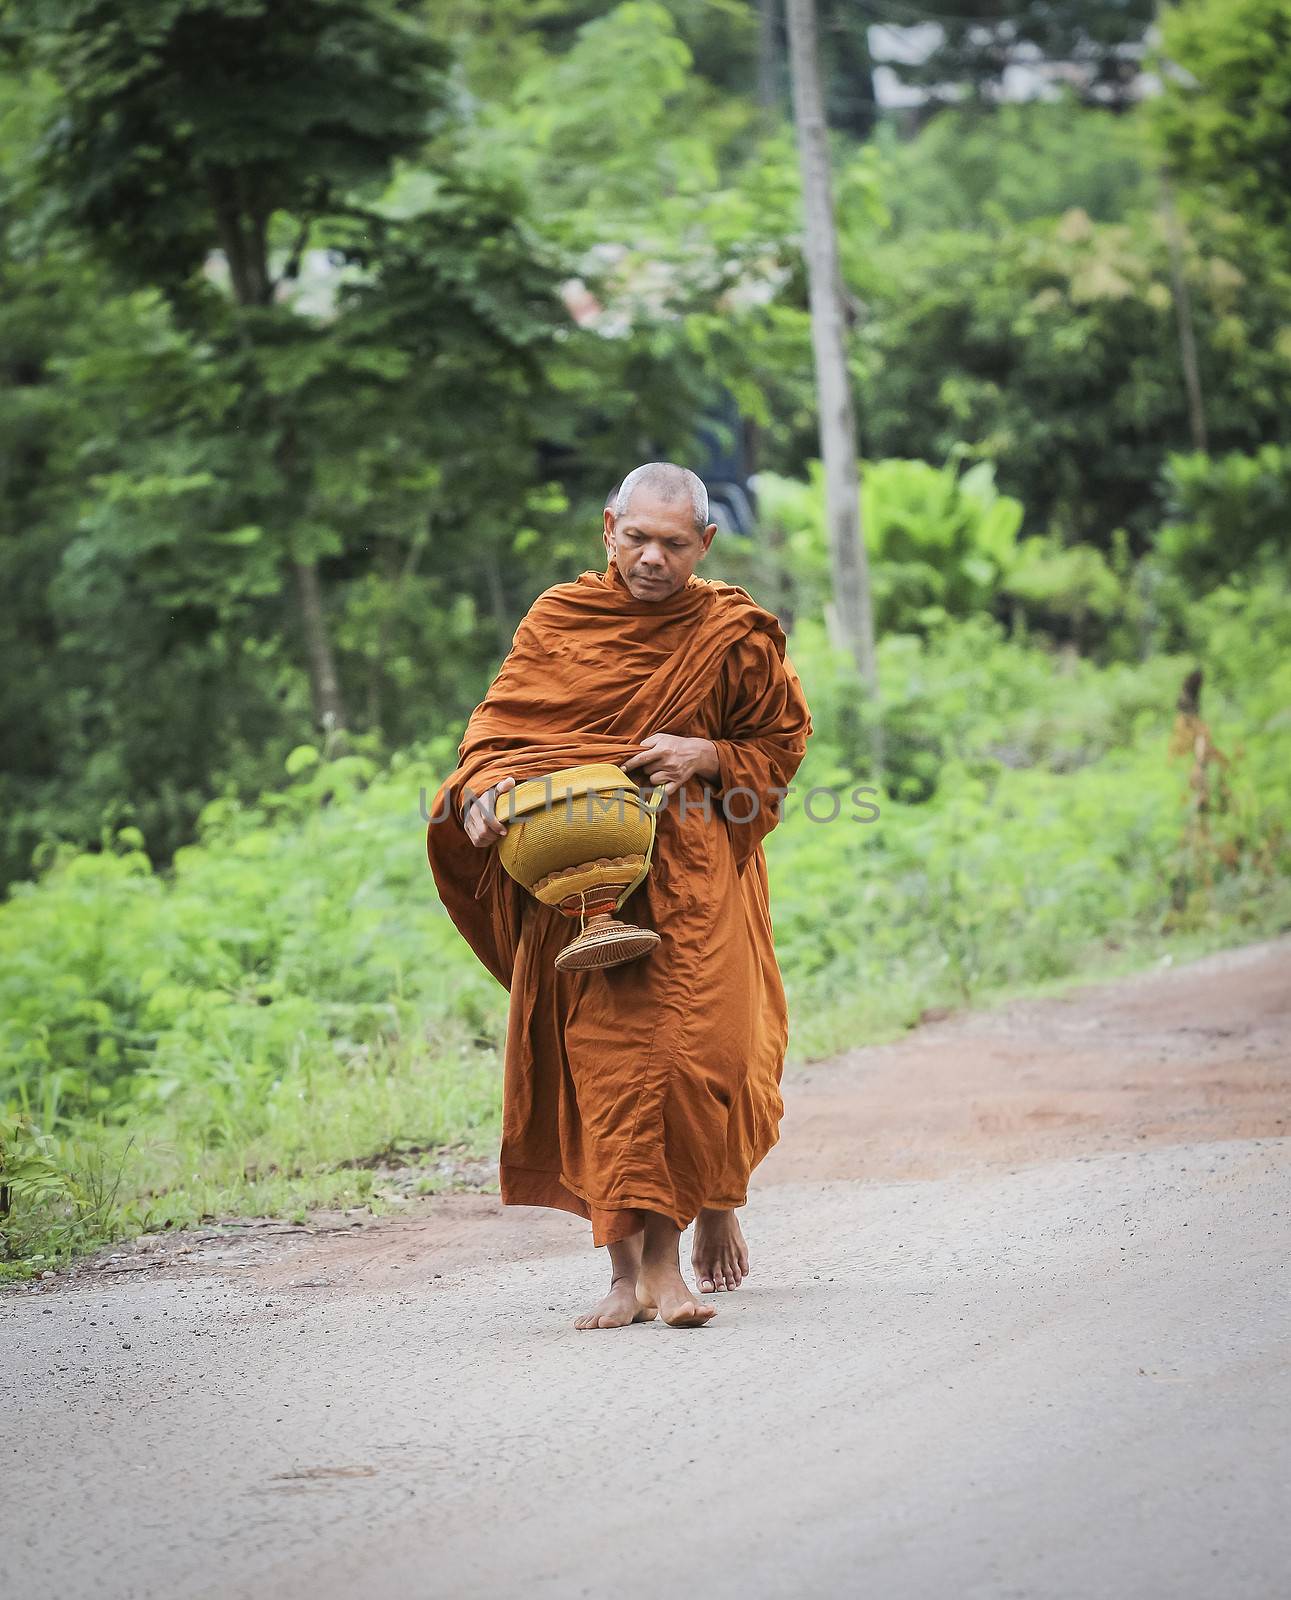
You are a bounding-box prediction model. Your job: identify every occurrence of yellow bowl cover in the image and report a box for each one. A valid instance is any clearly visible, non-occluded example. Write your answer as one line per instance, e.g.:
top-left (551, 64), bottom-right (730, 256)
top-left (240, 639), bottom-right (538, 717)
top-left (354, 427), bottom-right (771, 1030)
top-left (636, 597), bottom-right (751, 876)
top-left (496, 764), bottom-right (655, 892)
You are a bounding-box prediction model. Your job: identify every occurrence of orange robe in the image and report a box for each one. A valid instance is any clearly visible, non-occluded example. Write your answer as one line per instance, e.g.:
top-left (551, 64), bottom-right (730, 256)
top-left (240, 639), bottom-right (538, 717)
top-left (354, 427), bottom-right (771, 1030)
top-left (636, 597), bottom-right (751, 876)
top-left (425, 559), bottom-right (812, 1245)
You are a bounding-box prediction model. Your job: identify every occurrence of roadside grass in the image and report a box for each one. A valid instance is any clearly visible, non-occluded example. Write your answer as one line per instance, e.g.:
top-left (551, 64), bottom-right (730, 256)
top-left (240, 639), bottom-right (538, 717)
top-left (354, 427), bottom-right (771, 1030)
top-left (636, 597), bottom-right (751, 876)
top-left (774, 736), bottom-right (1291, 1062)
top-left (1, 1028), bottom-right (502, 1281)
top-left (782, 888), bottom-right (1291, 1066)
top-left (3, 578), bottom-right (1288, 1279)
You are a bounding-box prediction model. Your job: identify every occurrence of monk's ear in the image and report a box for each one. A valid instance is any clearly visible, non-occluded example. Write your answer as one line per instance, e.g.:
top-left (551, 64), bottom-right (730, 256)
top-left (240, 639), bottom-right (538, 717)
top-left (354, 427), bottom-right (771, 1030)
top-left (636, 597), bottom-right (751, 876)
top-left (699, 522), bottom-right (718, 557)
top-left (603, 506), bottom-right (616, 553)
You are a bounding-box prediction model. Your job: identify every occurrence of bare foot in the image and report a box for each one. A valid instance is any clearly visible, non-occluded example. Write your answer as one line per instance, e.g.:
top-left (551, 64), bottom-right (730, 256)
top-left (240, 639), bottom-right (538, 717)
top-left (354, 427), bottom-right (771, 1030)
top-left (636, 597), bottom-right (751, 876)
top-left (692, 1207), bottom-right (750, 1294)
top-left (637, 1260), bottom-right (716, 1329)
top-left (573, 1277), bottom-right (657, 1331)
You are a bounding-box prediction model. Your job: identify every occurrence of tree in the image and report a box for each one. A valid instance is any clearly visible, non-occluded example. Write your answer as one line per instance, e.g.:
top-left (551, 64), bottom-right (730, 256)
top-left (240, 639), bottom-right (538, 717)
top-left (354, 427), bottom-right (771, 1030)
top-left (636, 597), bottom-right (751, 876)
top-left (1, 7), bottom-right (574, 884)
top-left (851, 209), bottom-right (1291, 549)
top-left (26, 0), bottom-right (454, 737)
top-left (1153, 0), bottom-right (1291, 455)
top-left (869, 97), bottom-right (1152, 238)
top-left (785, 0), bottom-right (878, 691)
top-left (1154, 0), bottom-right (1291, 256)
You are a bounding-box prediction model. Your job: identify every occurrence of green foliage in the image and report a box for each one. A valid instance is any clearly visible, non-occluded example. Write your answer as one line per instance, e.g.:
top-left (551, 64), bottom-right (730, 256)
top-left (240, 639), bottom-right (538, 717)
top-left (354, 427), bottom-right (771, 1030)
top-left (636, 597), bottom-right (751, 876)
top-left (790, 604), bottom-right (1187, 804)
top-left (0, 749), bottom-right (502, 1121)
top-left (872, 99), bottom-right (1153, 237)
top-left (0, 1110), bottom-right (137, 1273)
top-left (863, 458), bottom-right (1024, 628)
top-left (27, 0), bottom-right (451, 293)
top-left (0, 742), bottom-right (503, 1266)
top-left (1155, 0), bottom-right (1291, 253)
top-left (1156, 444), bottom-right (1291, 590)
top-left (2, 1113), bottom-right (75, 1213)
top-left (1000, 535), bottom-right (1127, 647)
top-left (757, 457), bottom-right (1023, 633)
top-left (6, 0), bottom-right (1290, 896)
top-left (508, 1), bottom-right (696, 219)
top-left (851, 207), bottom-right (1291, 547)
top-left (773, 574), bottom-right (1290, 1052)
top-left (0, 15), bottom-right (577, 884)
top-left (2, 0), bottom-right (850, 889)
top-left (473, 0), bottom-right (825, 460)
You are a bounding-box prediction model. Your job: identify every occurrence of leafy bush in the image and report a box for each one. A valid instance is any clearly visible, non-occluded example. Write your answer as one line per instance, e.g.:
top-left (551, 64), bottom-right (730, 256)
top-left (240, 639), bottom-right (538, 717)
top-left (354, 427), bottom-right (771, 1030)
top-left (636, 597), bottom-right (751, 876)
top-left (1156, 445), bottom-right (1291, 591)
top-left (0, 745), bottom-right (505, 1128)
top-left (757, 456), bottom-right (1023, 633)
top-left (773, 572), bottom-right (1291, 1054)
top-left (1000, 535), bottom-right (1126, 645)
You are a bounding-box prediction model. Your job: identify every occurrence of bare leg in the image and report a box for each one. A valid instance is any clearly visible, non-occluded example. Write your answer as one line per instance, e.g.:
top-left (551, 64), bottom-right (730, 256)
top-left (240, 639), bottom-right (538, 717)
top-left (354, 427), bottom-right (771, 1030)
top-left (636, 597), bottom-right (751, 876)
top-left (637, 1213), bottom-right (716, 1328)
top-left (573, 1231), bottom-right (656, 1330)
top-left (692, 1206), bottom-right (750, 1293)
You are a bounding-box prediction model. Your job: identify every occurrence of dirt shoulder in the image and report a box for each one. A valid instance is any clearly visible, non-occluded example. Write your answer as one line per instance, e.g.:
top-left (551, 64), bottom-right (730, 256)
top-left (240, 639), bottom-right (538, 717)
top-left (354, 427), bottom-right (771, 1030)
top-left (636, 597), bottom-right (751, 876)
top-left (774, 934), bottom-right (1290, 1185)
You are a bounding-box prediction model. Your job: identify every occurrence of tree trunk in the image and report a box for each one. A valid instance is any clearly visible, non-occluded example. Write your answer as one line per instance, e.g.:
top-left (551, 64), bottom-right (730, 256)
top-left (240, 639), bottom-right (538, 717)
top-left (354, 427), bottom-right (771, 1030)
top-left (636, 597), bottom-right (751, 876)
top-left (784, 0), bottom-right (878, 694)
top-left (483, 546), bottom-right (511, 657)
top-left (214, 172), bottom-right (349, 736)
top-left (210, 174), bottom-right (273, 308)
top-left (366, 522), bottom-right (430, 734)
top-left (1159, 169), bottom-right (1208, 453)
top-left (293, 558), bottom-right (347, 745)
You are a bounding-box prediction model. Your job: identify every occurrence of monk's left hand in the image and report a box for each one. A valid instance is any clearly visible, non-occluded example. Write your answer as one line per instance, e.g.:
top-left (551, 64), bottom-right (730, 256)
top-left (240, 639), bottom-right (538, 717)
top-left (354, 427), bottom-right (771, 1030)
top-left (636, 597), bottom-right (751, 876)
top-left (622, 734), bottom-right (720, 797)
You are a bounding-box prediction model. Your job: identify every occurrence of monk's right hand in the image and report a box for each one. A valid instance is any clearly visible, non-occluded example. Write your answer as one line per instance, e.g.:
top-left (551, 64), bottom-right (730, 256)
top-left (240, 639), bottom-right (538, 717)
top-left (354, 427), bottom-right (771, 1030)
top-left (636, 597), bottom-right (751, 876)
top-left (463, 776), bottom-right (516, 848)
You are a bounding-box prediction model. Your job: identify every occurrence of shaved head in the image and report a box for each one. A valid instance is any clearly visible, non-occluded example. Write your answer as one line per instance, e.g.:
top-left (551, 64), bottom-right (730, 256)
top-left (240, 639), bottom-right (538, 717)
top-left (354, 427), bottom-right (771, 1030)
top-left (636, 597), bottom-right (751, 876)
top-left (612, 462), bottom-right (709, 535)
top-left (603, 461), bottom-right (717, 600)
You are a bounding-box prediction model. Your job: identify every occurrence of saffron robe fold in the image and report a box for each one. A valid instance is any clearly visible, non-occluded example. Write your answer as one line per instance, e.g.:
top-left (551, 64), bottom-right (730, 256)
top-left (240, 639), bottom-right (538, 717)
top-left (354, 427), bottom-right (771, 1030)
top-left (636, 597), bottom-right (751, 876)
top-left (425, 559), bottom-right (812, 1245)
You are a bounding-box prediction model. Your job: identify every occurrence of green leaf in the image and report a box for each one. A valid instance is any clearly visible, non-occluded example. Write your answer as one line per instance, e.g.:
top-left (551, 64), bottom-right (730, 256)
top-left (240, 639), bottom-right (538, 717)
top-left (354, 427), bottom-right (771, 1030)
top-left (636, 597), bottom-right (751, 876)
top-left (285, 745), bottom-right (321, 777)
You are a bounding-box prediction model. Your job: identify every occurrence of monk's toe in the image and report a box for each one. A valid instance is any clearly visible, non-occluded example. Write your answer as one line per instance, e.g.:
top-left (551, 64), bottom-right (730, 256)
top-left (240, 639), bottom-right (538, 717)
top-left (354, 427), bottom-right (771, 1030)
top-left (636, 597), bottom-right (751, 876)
top-left (664, 1300), bottom-right (716, 1328)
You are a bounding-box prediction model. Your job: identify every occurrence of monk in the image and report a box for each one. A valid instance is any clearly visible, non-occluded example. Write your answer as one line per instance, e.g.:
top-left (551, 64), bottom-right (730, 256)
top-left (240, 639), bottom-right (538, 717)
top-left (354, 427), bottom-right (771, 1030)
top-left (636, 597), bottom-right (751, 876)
top-left (425, 461), bottom-right (812, 1328)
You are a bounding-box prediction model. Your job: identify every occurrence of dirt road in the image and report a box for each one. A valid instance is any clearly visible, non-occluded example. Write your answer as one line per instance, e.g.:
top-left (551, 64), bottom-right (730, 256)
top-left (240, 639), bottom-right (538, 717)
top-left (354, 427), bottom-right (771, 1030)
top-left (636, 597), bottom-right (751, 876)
top-left (5, 938), bottom-right (1289, 1599)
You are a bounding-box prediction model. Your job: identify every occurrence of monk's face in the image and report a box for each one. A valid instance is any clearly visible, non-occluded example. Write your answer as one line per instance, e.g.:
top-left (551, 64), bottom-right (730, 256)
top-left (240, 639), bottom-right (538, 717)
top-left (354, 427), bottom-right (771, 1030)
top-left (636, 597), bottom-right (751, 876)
top-left (603, 493), bottom-right (717, 601)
